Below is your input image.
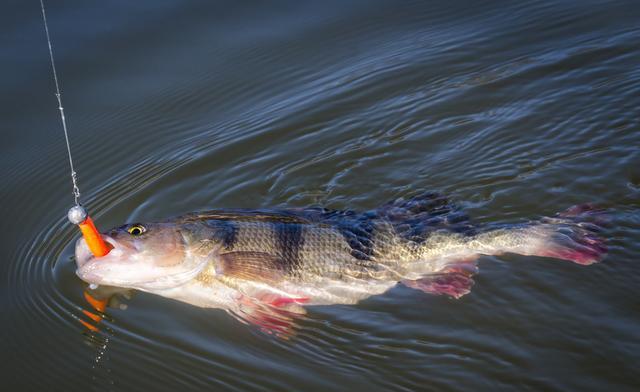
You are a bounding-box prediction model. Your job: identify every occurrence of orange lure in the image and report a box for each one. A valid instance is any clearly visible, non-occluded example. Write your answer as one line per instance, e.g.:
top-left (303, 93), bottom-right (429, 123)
top-left (69, 207), bottom-right (111, 330)
top-left (78, 216), bottom-right (111, 257)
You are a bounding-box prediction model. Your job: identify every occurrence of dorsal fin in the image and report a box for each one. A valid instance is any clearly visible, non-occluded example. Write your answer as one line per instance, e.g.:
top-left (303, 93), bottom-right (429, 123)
top-left (374, 192), bottom-right (474, 241)
top-left (179, 209), bottom-right (311, 224)
top-left (377, 192), bottom-right (452, 219)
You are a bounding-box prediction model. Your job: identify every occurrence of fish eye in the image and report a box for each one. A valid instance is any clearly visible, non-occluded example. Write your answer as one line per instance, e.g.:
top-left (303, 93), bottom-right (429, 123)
top-left (127, 224), bottom-right (146, 236)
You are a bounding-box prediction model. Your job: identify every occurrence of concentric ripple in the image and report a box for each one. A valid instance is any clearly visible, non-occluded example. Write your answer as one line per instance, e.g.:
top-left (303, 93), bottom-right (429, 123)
top-left (2, 1), bottom-right (640, 391)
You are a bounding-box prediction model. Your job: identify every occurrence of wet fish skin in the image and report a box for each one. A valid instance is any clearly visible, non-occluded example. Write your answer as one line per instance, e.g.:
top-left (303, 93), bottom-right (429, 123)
top-left (75, 194), bottom-right (607, 328)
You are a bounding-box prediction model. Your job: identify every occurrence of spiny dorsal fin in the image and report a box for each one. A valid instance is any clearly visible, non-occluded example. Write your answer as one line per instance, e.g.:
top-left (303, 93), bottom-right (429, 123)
top-left (216, 251), bottom-right (287, 283)
top-left (180, 209), bottom-right (311, 224)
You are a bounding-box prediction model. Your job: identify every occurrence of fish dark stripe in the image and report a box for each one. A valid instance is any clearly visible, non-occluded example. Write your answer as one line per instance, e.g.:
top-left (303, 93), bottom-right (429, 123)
top-left (221, 221), bottom-right (237, 250)
top-left (207, 220), bottom-right (237, 250)
top-left (338, 217), bottom-right (376, 261)
top-left (273, 222), bottom-right (304, 273)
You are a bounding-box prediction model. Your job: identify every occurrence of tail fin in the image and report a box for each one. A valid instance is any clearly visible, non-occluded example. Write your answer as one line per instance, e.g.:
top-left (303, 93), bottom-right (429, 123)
top-left (478, 204), bottom-right (607, 265)
top-left (537, 204), bottom-right (607, 265)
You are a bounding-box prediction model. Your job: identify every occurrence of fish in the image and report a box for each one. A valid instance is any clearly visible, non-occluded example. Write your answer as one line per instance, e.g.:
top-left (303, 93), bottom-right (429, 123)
top-left (75, 193), bottom-right (607, 333)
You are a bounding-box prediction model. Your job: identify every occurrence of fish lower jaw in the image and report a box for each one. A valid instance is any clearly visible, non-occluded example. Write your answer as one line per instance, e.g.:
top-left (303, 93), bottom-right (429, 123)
top-left (75, 266), bottom-right (193, 292)
top-left (75, 268), bottom-right (104, 286)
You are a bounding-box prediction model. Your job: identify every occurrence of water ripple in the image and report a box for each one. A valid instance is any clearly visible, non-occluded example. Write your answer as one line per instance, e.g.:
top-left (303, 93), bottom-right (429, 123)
top-left (3, 0), bottom-right (640, 390)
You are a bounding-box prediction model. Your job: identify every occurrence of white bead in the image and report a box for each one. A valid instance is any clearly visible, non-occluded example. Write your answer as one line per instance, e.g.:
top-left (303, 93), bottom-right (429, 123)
top-left (67, 205), bottom-right (88, 225)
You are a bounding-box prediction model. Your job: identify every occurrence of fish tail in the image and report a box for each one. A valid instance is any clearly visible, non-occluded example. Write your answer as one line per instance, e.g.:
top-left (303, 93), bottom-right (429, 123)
top-left (476, 204), bottom-right (608, 265)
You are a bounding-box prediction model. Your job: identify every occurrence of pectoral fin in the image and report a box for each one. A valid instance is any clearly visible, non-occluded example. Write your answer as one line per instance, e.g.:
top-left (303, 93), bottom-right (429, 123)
top-left (229, 293), bottom-right (308, 338)
top-left (216, 251), bottom-right (287, 283)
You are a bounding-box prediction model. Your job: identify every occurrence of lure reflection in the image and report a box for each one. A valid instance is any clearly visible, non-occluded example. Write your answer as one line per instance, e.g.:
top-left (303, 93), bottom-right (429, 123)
top-left (79, 285), bottom-right (133, 333)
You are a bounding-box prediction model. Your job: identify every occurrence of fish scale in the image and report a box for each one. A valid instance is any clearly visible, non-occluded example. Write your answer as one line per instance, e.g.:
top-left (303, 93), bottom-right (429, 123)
top-left (217, 220), bottom-right (387, 279)
top-left (76, 195), bottom-right (607, 317)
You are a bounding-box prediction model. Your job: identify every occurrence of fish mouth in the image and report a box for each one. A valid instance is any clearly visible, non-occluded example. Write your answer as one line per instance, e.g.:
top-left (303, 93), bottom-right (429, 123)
top-left (75, 235), bottom-right (119, 269)
top-left (75, 235), bottom-right (127, 285)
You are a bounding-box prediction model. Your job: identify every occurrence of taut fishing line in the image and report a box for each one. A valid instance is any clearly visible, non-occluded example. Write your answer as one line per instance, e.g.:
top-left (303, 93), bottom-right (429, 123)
top-left (39, 0), bottom-right (81, 207)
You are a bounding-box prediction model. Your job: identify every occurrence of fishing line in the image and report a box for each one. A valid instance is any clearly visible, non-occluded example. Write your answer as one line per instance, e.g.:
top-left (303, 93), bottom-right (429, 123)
top-left (39, 0), bottom-right (111, 263)
top-left (40, 1), bottom-right (112, 333)
top-left (39, 0), bottom-right (81, 206)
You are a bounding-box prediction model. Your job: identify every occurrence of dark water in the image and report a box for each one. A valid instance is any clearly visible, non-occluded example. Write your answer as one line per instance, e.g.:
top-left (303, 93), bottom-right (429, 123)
top-left (2, 1), bottom-right (639, 390)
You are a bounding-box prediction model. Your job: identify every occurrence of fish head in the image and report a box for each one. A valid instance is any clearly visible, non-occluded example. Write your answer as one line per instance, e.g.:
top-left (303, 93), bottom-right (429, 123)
top-left (75, 222), bottom-right (214, 291)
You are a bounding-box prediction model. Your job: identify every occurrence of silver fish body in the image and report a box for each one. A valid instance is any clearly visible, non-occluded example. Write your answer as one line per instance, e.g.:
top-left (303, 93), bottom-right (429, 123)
top-left (75, 193), bottom-right (607, 328)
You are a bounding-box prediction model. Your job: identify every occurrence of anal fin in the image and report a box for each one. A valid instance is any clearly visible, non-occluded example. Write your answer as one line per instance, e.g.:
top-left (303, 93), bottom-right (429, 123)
top-left (402, 273), bottom-right (474, 299)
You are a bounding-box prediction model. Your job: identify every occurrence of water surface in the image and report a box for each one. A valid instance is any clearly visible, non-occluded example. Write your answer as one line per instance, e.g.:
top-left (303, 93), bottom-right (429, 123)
top-left (1, 1), bottom-right (639, 391)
